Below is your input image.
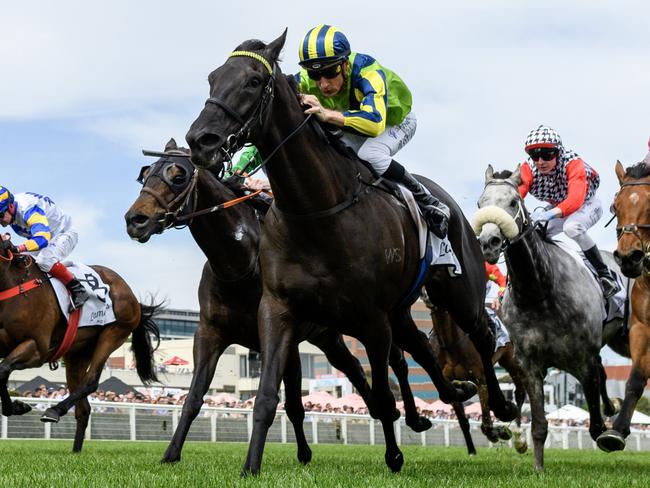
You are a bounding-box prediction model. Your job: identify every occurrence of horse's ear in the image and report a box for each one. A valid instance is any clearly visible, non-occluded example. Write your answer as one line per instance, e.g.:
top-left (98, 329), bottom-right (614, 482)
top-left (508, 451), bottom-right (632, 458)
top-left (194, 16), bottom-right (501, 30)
top-left (510, 164), bottom-right (522, 185)
top-left (485, 164), bottom-right (494, 184)
top-left (615, 160), bottom-right (626, 184)
top-left (165, 138), bottom-right (178, 151)
top-left (265, 28), bottom-right (287, 63)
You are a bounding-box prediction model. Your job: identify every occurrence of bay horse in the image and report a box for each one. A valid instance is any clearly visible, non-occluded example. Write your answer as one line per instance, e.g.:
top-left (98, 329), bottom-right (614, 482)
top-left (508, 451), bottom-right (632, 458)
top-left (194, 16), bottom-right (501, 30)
top-left (472, 164), bottom-right (625, 470)
top-left (596, 161), bottom-right (650, 452)
top-left (424, 292), bottom-right (528, 454)
top-left (185, 31), bottom-right (516, 475)
top-left (124, 139), bottom-right (432, 465)
top-left (0, 237), bottom-right (159, 452)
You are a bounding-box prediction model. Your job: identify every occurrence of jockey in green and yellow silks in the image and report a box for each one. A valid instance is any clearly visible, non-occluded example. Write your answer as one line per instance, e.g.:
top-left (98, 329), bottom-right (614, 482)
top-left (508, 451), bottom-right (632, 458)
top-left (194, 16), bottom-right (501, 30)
top-left (231, 24), bottom-right (450, 239)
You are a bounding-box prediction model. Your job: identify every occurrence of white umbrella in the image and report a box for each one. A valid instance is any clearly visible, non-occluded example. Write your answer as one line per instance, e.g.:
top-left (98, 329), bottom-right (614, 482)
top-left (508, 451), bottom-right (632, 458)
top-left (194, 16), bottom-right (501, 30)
top-left (546, 404), bottom-right (590, 421)
top-left (630, 410), bottom-right (650, 425)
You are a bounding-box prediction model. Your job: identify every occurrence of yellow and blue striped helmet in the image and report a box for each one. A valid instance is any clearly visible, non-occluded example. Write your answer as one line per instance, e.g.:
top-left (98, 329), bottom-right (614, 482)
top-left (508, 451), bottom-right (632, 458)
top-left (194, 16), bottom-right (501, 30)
top-left (0, 186), bottom-right (14, 213)
top-left (299, 24), bottom-right (351, 70)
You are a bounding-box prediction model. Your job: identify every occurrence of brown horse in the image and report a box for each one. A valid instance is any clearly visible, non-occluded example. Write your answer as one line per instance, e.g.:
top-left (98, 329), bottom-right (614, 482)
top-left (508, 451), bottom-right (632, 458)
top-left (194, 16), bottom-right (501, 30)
top-left (424, 292), bottom-right (527, 455)
top-left (597, 161), bottom-right (650, 452)
top-left (0, 237), bottom-right (159, 452)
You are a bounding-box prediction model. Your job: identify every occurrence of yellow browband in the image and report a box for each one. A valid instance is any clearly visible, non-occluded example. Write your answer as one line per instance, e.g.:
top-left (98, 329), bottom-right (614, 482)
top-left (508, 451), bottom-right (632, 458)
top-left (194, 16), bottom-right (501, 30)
top-left (229, 51), bottom-right (273, 75)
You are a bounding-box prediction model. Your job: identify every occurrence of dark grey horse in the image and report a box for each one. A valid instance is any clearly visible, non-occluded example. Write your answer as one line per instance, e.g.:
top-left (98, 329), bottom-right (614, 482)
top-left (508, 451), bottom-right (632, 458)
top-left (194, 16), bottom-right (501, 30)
top-left (472, 164), bottom-right (626, 470)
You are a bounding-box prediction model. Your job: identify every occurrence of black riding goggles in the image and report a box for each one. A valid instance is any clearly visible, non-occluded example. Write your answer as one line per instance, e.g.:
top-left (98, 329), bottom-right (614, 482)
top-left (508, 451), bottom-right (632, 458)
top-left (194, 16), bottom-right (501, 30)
top-left (528, 148), bottom-right (558, 162)
top-left (306, 63), bottom-right (342, 81)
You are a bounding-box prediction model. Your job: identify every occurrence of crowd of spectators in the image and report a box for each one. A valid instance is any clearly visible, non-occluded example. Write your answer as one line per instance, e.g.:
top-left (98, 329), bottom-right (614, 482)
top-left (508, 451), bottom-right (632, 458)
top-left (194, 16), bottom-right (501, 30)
top-left (15, 385), bottom-right (650, 430)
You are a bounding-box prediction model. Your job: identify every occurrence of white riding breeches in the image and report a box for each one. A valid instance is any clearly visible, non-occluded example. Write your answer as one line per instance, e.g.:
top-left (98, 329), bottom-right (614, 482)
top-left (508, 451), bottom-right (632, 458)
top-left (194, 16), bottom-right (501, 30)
top-left (340, 112), bottom-right (417, 175)
top-left (33, 230), bottom-right (79, 272)
top-left (545, 196), bottom-right (603, 250)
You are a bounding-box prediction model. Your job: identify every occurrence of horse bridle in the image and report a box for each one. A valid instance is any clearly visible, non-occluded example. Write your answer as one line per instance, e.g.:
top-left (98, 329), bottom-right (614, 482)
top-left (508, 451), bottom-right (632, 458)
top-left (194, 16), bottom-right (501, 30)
top-left (204, 51), bottom-right (277, 165)
top-left (482, 179), bottom-right (530, 248)
top-left (613, 181), bottom-right (650, 266)
top-left (137, 153), bottom-right (199, 229)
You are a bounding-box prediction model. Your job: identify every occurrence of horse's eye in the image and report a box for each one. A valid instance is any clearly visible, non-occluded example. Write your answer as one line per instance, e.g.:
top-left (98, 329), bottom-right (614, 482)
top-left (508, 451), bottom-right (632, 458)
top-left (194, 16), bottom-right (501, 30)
top-left (248, 77), bottom-right (261, 88)
top-left (509, 199), bottom-right (517, 208)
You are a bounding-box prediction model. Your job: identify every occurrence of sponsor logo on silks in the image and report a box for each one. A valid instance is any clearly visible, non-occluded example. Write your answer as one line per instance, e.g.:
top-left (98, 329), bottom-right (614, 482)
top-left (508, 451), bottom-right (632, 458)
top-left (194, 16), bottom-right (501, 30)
top-left (77, 273), bottom-right (109, 302)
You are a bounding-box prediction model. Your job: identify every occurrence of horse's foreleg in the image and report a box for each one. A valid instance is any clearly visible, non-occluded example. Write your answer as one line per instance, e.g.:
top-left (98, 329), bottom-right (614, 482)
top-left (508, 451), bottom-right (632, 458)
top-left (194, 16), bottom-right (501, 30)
top-left (282, 344), bottom-right (311, 465)
top-left (62, 353), bottom-right (93, 452)
top-left (241, 297), bottom-right (294, 477)
top-left (464, 313), bottom-right (516, 422)
top-left (162, 326), bottom-right (226, 464)
top-left (499, 346), bottom-right (528, 453)
top-left (42, 326), bottom-right (130, 423)
top-left (452, 402), bottom-right (477, 456)
top-left (72, 398), bottom-right (91, 452)
top-left (528, 372), bottom-right (547, 471)
top-left (388, 345), bottom-right (431, 432)
top-left (598, 360), bottom-right (620, 417)
top-left (0, 338), bottom-right (43, 417)
top-left (363, 321), bottom-right (403, 473)
top-left (478, 383), bottom-right (499, 443)
top-left (598, 367), bottom-right (647, 453)
top-left (581, 362), bottom-right (607, 442)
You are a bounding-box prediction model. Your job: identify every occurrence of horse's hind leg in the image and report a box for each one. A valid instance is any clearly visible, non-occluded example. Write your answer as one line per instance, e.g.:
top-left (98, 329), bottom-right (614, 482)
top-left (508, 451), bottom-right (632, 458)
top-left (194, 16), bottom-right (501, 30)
top-left (388, 345), bottom-right (431, 432)
top-left (307, 330), bottom-right (373, 416)
top-left (162, 326), bottom-right (227, 464)
top-left (390, 310), bottom-right (476, 403)
top-left (528, 370), bottom-right (548, 471)
top-left (452, 402), bottom-right (477, 456)
top-left (0, 337), bottom-right (44, 417)
top-left (478, 382), bottom-right (500, 443)
top-left (42, 325), bottom-right (131, 423)
top-left (282, 344), bottom-right (312, 465)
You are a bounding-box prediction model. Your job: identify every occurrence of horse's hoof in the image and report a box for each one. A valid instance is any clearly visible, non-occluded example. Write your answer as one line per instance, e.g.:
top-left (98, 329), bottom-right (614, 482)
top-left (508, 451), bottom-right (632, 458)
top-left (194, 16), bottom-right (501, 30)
top-left (240, 466), bottom-right (259, 478)
top-left (603, 397), bottom-right (623, 417)
top-left (498, 426), bottom-right (513, 440)
top-left (597, 430), bottom-right (626, 453)
top-left (453, 380), bottom-right (477, 402)
top-left (160, 453), bottom-right (181, 464)
top-left (468, 451), bottom-right (478, 457)
top-left (12, 400), bottom-right (32, 416)
top-left (515, 441), bottom-right (528, 454)
top-left (406, 416), bottom-right (432, 433)
top-left (493, 401), bottom-right (517, 422)
top-left (385, 450), bottom-right (404, 473)
top-left (40, 408), bottom-right (60, 423)
top-left (297, 446), bottom-right (312, 465)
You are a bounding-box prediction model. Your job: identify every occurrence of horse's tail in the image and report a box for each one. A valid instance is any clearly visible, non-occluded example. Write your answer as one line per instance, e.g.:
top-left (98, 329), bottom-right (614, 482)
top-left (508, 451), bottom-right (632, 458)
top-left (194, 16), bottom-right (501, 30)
top-left (131, 300), bottom-right (162, 385)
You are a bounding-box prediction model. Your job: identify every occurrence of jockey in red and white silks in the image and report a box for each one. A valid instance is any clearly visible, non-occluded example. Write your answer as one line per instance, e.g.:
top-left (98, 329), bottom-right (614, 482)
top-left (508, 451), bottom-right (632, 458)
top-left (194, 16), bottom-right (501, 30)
top-left (517, 125), bottom-right (619, 298)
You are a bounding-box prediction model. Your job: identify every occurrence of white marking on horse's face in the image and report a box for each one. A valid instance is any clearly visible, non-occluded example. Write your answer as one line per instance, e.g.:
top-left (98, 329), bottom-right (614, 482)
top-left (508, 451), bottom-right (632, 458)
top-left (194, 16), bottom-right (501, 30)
top-left (629, 192), bottom-right (640, 205)
top-left (233, 225), bottom-right (244, 241)
top-left (478, 184), bottom-right (521, 221)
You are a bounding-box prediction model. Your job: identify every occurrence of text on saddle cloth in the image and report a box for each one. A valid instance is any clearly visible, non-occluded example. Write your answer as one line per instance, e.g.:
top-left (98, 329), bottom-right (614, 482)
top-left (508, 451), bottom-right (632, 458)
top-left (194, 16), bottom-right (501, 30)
top-left (49, 262), bottom-right (117, 327)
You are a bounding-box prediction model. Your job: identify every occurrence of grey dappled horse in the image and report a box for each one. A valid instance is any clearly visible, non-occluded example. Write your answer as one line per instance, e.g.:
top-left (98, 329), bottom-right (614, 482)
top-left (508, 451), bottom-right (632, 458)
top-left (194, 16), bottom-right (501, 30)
top-left (472, 165), bottom-right (626, 471)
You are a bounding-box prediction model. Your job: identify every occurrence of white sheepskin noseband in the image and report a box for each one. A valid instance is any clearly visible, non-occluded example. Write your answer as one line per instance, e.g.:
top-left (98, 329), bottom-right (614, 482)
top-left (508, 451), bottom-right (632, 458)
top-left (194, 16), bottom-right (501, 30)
top-left (471, 205), bottom-right (520, 239)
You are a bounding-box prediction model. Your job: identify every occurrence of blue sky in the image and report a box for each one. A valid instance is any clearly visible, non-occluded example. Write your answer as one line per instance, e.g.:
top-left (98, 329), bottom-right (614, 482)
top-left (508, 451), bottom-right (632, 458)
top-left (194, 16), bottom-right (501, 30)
top-left (2, 1), bottom-right (647, 364)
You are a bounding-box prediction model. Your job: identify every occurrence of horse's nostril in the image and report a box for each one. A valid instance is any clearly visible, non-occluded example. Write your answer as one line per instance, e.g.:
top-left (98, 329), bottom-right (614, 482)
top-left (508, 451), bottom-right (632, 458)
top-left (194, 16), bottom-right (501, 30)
top-left (128, 214), bottom-right (150, 228)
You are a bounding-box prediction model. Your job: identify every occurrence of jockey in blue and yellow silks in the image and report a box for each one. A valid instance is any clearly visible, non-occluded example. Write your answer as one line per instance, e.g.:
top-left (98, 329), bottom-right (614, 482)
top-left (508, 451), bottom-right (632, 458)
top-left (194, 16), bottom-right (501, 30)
top-left (0, 186), bottom-right (89, 311)
top-left (230, 24), bottom-right (450, 239)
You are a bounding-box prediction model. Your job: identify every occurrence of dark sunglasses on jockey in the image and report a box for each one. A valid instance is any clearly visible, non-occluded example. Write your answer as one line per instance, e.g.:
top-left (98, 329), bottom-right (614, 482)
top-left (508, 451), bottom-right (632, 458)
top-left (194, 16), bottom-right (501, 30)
top-left (528, 147), bottom-right (559, 162)
top-left (306, 63), bottom-right (343, 81)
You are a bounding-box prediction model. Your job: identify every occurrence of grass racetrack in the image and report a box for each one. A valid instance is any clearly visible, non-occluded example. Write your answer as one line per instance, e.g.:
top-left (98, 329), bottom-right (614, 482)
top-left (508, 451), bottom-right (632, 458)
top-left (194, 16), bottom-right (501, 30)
top-left (0, 440), bottom-right (648, 487)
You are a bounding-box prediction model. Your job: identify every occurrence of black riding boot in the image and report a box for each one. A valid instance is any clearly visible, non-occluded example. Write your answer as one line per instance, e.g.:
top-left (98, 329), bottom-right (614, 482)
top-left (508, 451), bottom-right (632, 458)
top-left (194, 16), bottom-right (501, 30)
top-left (583, 245), bottom-right (620, 299)
top-left (66, 279), bottom-right (89, 312)
top-left (384, 160), bottom-right (450, 239)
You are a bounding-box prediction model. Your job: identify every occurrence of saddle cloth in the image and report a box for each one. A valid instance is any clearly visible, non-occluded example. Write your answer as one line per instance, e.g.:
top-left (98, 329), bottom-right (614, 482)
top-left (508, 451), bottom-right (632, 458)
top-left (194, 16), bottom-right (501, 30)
top-left (486, 306), bottom-right (511, 351)
top-left (398, 186), bottom-right (462, 275)
top-left (554, 241), bottom-right (626, 323)
top-left (49, 262), bottom-right (117, 328)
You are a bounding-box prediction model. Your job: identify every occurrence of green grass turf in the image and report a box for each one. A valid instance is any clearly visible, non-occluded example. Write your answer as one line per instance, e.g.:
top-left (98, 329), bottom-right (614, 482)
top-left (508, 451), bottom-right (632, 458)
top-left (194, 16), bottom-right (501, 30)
top-left (0, 440), bottom-right (647, 487)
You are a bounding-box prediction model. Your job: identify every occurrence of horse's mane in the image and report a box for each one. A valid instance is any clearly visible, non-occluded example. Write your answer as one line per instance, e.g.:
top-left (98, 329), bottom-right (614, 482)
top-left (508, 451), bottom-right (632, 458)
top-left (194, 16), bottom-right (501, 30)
top-left (625, 162), bottom-right (650, 179)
